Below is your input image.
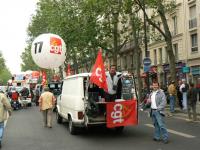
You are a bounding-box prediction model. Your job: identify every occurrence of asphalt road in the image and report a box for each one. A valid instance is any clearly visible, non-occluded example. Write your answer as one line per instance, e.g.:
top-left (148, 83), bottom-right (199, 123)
top-left (2, 106), bottom-right (200, 150)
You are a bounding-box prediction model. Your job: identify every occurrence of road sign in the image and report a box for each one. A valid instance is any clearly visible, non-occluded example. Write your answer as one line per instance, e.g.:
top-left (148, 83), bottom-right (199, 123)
top-left (144, 65), bottom-right (151, 72)
top-left (143, 57), bottom-right (151, 66)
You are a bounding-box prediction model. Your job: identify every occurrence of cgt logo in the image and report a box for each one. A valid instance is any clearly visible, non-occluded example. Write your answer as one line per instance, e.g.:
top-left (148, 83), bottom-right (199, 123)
top-left (95, 67), bottom-right (102, 83)
top-left (111, 103), bottom-right (124, 124)
top-left (50, 37), bottom-right (62, 54)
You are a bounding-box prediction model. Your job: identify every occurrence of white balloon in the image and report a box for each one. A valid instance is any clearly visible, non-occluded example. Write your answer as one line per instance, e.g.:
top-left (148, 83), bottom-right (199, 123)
top-left (31, 33), bottom-right (66, 69)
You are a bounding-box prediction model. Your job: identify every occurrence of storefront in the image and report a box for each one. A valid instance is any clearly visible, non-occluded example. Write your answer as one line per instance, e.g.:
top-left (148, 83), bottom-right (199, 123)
top-left (162, 62), bottom-right (186, 85)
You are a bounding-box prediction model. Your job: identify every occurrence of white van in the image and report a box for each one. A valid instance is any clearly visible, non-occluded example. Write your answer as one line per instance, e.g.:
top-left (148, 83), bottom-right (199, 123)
top-left (56, 73), bottom-right (137, 134)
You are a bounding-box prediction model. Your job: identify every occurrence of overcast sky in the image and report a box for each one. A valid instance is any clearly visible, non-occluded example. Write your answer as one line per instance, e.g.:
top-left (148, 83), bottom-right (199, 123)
top-left (0, 0), bottom-right (38, 74)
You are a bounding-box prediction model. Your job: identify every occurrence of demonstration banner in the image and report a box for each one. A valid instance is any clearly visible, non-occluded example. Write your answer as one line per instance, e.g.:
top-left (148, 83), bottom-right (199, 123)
top-left (106, 100), bottom-right (138, 128)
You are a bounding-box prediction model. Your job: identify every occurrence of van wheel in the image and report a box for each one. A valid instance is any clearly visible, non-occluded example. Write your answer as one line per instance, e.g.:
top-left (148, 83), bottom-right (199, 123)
top-left (56, 112), bottom-right (62, 124)
top-left (68, 116), bottom-right (77, 135)
top-left (115, 126), bottom-right (124, 133)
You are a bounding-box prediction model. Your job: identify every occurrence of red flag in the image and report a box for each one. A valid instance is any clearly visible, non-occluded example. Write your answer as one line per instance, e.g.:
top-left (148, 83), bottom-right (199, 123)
top-left (106, 100), bottom-right (138, 128)
top-left (42, 71), bottom-right (47, 86)
top-left (90, 49), bottom-right (108, 92)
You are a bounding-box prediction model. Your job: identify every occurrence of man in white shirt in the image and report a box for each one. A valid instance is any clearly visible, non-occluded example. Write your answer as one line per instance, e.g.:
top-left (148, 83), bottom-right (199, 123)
top-left (145, 82), bottom-right (169, 144)
top-left (104, 65), bottom-right (122, 102)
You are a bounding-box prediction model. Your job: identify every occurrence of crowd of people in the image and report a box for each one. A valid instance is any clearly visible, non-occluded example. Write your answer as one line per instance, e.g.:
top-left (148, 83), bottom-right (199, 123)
top-left (167, 79), bottom-right (199, 122)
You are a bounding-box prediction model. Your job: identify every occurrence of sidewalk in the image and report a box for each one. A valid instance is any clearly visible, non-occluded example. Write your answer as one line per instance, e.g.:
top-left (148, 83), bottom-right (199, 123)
top-left (165, 101), bottom-right (200, 120)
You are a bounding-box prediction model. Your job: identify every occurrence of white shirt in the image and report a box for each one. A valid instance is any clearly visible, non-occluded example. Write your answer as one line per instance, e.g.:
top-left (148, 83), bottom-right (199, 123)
top-left (151, 91), bottom-right (158, 109)
top-left (106, 72), bottom-right (121, 95)
top-left (179, 83), bottom-right (185, 93)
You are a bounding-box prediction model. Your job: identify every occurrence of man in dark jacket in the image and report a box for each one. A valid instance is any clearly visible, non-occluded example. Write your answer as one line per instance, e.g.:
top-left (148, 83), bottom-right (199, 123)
top-left (187, 83), bottom-right (198, 122)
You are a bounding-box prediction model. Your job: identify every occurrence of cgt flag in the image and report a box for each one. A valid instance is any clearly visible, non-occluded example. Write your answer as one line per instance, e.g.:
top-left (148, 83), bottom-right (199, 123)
top-left (90, 49), bottom-right (108, 92)
top-left (106, 100), bottom-right (138, 128)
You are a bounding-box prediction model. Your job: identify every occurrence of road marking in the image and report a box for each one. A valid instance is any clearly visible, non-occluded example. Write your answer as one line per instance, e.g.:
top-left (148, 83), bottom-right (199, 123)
top-left (145, 124), bottom-right (196, 138)
top-left (173, 116), bottom-right (200, 123)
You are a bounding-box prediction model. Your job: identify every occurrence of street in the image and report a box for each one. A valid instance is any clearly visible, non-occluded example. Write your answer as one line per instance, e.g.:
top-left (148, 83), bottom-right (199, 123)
top-left (2, 105), bottom-right (200, 150)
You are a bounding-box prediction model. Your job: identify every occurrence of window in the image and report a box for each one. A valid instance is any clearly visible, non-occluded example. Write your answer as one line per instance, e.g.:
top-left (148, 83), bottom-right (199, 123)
top-left (189, 5), bottom-right (197, 29)
top-left (172, 16), bottom-right (177, 35)
top-left (189, 5), bottom-right (196, 19)
top-left (154, 49), bottom-right (157, 65)
top-left (159, 48), bottom-right (163, 64)
top-left (191, 33), bottom-right (198, 52)
top-left (173, 43), bottom-right (179, 61)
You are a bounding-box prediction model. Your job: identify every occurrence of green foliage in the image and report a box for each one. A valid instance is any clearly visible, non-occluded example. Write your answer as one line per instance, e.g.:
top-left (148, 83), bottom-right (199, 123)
top-left (0, 68), bottom-right (12, 85)
top-left (0, 52), bottom-right (5, 73)
top-left (20, 44), bottom-right (41, 71)
top-left (0, 52), bottom-right (11, 85)
top-left (23, 0), bottom-right (133, 70)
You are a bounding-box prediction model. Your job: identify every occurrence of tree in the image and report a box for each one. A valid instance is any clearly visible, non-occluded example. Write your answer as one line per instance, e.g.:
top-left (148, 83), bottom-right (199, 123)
top-left (135, 0), bottom-right (177, 83)
top-left (123, 0), bottom-right (144, 101)
top-left (0, 51), bottom-right (12, 85)
top-left (0, 52), bottom-right (5, 74)
top-left (20, 44), bottom-right (40, 71)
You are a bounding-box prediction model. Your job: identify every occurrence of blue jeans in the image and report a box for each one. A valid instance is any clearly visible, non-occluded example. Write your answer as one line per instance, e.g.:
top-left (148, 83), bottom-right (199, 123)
top-left (152, 110), bottom-right (169, 141)
top-left (0, 122), bottom-right (4, 141)
top-left (169, 95), bottom-right (175, 113)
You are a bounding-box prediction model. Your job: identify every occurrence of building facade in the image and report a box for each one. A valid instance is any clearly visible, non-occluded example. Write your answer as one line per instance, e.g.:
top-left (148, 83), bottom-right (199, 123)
top-left (143, 0), bottom-right (200, 86)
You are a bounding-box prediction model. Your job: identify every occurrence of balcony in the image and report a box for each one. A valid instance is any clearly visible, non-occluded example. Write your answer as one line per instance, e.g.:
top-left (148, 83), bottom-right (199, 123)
top-left (189, 18), bottom-right (197, 29)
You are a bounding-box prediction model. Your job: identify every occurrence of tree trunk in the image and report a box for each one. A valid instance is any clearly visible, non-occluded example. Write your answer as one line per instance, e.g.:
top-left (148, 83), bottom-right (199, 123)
top-left (157, 0), bottom-right (176, 83)
top-left (131, 15), bottom-right (143, 102)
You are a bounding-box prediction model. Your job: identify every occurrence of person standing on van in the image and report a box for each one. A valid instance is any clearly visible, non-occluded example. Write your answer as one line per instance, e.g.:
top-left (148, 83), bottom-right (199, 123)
top-left (39, 86), bottom-right (55, 128)
top-left (0, 90), bottom-right (12, 148)
top-left (104, 65), bottom-right (122, 102)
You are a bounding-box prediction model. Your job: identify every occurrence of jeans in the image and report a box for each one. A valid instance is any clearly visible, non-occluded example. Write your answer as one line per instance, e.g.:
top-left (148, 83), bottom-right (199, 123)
top-left (169, 95), bottom-right (175, 113)
top-left (152, 110), bottom-right (169, 141)
top-left (0, 122), bottom-right (4, 141)
top-left (182, 92), bottom-right (187, 110)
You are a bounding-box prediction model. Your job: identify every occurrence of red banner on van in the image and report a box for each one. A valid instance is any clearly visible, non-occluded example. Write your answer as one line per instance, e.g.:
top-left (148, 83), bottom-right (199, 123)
top-left (106, 100), bottom-right (138, 128)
